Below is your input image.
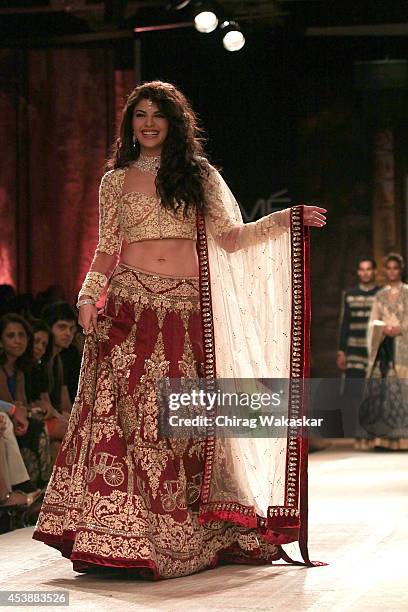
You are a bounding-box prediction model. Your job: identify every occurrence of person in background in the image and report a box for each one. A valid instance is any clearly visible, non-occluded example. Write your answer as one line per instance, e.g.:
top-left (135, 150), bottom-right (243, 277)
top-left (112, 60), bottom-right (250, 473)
top-left (337, 257), bottom-right (380, 376)
top-left (0, 313), bottom-right (51, 487)
top-left (25, 320), bottom-right (68, 461)
top-left (360, 252), bottom-right (408, 450)
top-left (41, 302), bottom-right (78, 416)
top-left (0, 400), bottom-right (42, 507)
top-left (24, 320), bottom-right (53, 407)
top-left (336, 258), bottom-right (380, 440)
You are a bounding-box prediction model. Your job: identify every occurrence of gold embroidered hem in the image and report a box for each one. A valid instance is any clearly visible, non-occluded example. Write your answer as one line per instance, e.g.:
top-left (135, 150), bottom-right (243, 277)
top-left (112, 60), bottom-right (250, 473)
top-left (33, 263), bottom-right (279, 579)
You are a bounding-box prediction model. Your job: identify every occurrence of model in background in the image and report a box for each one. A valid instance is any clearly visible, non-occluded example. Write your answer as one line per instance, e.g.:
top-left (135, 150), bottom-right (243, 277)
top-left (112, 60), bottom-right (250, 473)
top-left (359, 253), bottom-right (408, 450)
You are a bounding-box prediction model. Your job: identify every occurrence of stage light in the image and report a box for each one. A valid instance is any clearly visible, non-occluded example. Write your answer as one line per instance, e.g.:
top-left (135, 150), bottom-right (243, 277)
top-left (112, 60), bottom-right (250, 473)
top-left (167, 0), bottom-right (192, 9)
top-left (220, 20), bottom-right (245, 51)
top-left (193, 3), bottom-right (218, 33)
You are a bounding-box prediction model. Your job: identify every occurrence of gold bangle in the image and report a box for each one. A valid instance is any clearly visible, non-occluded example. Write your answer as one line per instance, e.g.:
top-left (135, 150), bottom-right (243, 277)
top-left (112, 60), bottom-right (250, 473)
top-left (76, 298), bottom-right (95, 309)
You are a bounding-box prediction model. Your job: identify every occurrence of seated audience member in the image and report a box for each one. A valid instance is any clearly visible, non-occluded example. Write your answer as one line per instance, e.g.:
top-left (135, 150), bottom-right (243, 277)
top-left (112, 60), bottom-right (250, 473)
top-left (0, 314), bottom-right (51, 487)
top-left (41, 302), bottom-right (78, 414)
top-left (25, 320), bottom-right (68, 461)
top-left (0, 402), bottom-right (41, 507)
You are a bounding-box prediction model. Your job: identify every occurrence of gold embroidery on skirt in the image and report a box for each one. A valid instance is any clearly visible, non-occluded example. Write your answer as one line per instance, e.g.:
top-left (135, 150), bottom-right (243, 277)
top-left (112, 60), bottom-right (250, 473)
top-left (34, 264), bottom-right (279, 578)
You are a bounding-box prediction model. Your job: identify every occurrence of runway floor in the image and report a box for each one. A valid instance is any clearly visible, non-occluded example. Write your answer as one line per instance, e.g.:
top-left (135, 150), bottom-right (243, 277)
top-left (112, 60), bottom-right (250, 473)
top-left (0, 441), bottom-right (406, 611)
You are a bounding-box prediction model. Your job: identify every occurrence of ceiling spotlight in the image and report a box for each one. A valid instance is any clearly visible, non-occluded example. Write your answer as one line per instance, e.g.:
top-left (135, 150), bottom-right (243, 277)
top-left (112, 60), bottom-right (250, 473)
top-left (167, 0), bottom-right (191, 9)
top-left (220, 20), bottom-right (245, 51)
top-left (193, 3), bottom-right (218, 34)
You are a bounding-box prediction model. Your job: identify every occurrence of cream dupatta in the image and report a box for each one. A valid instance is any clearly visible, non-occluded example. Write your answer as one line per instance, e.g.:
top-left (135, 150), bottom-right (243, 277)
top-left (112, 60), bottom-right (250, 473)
top-left (196, 168), bottom-right (316, 565)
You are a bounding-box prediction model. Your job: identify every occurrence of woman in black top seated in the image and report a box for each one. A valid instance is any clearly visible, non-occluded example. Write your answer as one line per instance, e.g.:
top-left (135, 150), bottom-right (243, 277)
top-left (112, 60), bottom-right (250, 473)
top-left (25, 320), bottom-right (68, 460)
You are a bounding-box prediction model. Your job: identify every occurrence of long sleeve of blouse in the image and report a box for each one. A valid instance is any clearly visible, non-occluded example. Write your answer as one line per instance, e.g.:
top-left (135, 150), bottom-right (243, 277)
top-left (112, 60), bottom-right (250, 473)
top-left (83, 164), bottom-right (292, 289)
top-left (203, 165), bottom-right (290, 253)
top-left (86, 170), bottom-right (123, 281)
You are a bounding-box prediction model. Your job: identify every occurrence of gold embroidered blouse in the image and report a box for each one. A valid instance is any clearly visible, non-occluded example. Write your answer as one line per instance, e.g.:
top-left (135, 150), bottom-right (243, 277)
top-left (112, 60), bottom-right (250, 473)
top-left (96, 165), bottom-right (289, 256)
top-left (79, 164), bottom-right (291, 301)
top-left (97, 168), bottom-right (196, 255)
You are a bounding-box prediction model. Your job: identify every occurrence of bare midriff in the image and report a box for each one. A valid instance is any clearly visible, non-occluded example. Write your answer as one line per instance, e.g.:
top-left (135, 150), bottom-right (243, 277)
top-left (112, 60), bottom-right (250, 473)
top-left (121, 238), bottom-right (199, 277)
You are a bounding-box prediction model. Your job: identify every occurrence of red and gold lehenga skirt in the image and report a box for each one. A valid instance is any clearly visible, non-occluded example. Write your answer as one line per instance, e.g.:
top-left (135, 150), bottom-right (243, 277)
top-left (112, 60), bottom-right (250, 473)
top-left (32, 263), bottom-right (281, 579)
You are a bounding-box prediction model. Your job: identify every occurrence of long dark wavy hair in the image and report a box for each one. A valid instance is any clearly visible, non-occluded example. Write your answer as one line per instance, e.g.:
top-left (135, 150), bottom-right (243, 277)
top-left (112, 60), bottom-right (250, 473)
top-left (107, 80), bottom-right (216, 217)
top-left (0, 313), bottom-right (34, 373)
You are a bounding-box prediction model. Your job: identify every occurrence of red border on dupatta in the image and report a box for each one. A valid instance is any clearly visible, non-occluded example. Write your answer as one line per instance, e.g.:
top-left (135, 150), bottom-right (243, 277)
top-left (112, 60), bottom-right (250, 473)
top-left (195, 206), bottom-right (323, 563)
top-left (195, 209), bottom-right (218, 508)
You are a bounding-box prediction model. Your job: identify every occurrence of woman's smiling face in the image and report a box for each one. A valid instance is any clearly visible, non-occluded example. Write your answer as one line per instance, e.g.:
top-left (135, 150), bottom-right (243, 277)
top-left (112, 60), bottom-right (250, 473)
top-left (132, 98), bottom-right (169, 155)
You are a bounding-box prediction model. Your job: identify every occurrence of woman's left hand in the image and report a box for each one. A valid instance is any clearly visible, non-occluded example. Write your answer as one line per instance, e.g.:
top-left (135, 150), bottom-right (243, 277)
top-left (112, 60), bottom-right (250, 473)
top-left (302, 205), bottom-right (327, 227)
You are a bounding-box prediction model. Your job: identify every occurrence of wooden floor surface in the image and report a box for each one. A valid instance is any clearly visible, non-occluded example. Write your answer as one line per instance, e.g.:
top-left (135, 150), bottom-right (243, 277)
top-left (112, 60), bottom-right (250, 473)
top-left (0, 441), bottom-right (407, 611)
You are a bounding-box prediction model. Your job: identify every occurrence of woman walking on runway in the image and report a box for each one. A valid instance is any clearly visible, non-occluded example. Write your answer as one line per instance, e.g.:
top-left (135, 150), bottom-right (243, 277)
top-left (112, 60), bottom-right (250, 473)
top-left (359, 252), bottom-right (408, 450)
top-left (33, 80), bottom-right (326, 579)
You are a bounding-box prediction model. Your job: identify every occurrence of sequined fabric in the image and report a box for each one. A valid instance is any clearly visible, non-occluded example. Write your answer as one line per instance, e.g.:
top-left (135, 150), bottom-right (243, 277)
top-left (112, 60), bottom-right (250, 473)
top-left (119, 191), bottom-right (196, 243)
top-left (96, 168), bottom-right (196, 254)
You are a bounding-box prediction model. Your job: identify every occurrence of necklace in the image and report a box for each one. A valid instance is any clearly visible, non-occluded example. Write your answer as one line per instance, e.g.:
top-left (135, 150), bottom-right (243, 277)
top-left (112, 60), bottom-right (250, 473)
top-left (132, 153), bottom-right (161, 176)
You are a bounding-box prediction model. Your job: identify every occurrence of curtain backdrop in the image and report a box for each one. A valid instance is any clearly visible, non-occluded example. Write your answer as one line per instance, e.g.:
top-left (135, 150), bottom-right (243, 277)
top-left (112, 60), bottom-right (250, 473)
top-left (0, 85), bottom-right (18, 287)
top-left (0, 46), bottom-right (136, 302)
top-left (0, 49), bottom-right (23, 288)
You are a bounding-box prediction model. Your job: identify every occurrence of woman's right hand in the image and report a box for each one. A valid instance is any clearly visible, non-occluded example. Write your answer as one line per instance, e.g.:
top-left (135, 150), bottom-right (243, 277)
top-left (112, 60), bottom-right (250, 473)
top-left (78, 303), bottom-right (98, 335)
